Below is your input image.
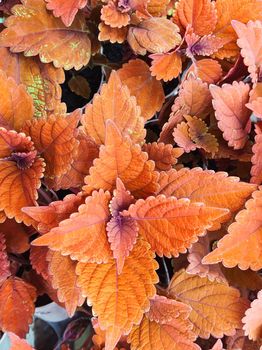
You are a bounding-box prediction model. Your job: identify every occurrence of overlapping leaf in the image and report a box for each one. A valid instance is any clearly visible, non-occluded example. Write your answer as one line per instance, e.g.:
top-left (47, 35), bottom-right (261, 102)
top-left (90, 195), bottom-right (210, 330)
top-left (251, 122), bottom-right (262, 185)
top-left (0, 0), bottom-right (91, 70)
top-left (167, 269), bottom-right (249, 338)
top-left (118, 59), bottom-right (165, 120)
top-left (46, 0), bottom-right (88, 27)
top-left (202, 187), bottom-right (262, 271)
top-left (246, 83), bottom-right (262, 119)
top-left (76, 238), bottom-right (158, 350)
top-left (126, 195), bottom-right (228, 257)
top-left (210, 81), bottom-right (252, 150)
top-left (0, 277), bottom-right (37, 337)
top-left (213, 0), bottom-right (262, 59)
top-left (173, 0), bottom-right (217, 36)
top-left (98, 22), bottom-right (128, 43)
top-left (0, 48), bottom-right (65, 119)
top-left (186, 59), bottom-right (223, 84)
top-left (33, 190), bottom-right (112, 263)
top-left (149, 51), bottom-right (182, 82)
top-left (23, 110), bottom-right (80, 178)
top-left (0, 233), bottom-right (11, 285)
top-left (81, 70), bottom-right (145, 145)
top-left (83, 121), bottom-right (159, 198)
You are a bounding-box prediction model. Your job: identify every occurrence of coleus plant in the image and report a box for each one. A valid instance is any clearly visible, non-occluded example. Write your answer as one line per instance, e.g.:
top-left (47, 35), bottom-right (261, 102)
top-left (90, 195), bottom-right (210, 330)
top-left (0, 0), bottom-right (262, 349)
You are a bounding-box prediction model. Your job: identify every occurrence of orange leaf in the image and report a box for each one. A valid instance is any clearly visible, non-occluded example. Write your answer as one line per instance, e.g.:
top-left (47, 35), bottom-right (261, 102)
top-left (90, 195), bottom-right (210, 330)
top-left (128, 295), bottom-right (199, 350)
top-left (0, 233), bottom-right (11, 285)
top-left (46, 0), bottom-right (87, 27)
top-left (167, 269), bottom-right (249, 338)
top-left (0, 127), bottom-right (33, 158)
top-left (46, 132), bottom-right (99, 190)
top-left (210, 81), bottom-right (251, 150)
top-left (157, 168), bottom-right (256, 229)
top-left (109, 178), bottom-right (135, 216)
top-left (0, 48), bottom-right (65, 119)
top-left (0, 277), bottom-right (37, 337)
top-left (186, 59), bottom-right (223, 84)
top-left (23, 193), bottom-right (84, 234)
top-left (9, 332), bottom-right (35, 350)
top-left (173, 115), bottom-right (218, 154)
top-left (126, 195), bottom-right (228, 257)
top-left (142, 142), bottom-right (183, 171)
top-left (213, 0), bottom-right (262, 59)
top-left (127, 17), bottom-right (181, 55)
top-left (98, 22), bottom-right (128, 43)
top-left (222, 266), bottom-right (262, 291)
top-left (251, 122), bottom-right (262, 185)
top-left (101, 1), bottom-right (130, 28)
top-left (0, 0), bottom-right (91, 70)
top-left (173, 0), bottom-right (217, 36)
top-left (149, 51), bottom-right (182, 82)
top-left (81, 70), bottom-right (145, 145)
top-left (147, 0), bottom-right (170, 17)
top-left (202, 187), bottom-right (262, 271)
top-left (118, 59), bottom-right (165, 120)
top-left (226, 329), bottom-right (262, 350)
top-left (47, 251), bottom-right (85, 316)
top-left (0, 69), bottom-right (34, 131)
top-left (83, 121), bottom-right (159, 198)
top-left (243, 290), bottom-right (262, 341)
top-left (30, 246), bottom-right (49, 280)
top-left (76, 238), bottom-right (158, 350)
top-left (32, 190), bottom-right (112, 263)
top-left (23, 110), bottom-right (80, 178)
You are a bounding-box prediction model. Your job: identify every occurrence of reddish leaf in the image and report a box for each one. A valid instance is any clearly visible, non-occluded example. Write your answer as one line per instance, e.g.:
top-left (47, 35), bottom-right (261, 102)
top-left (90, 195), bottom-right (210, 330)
top-left (76, 238), bottom-right (158, 350)
top-left (185, 33), bottom-right (225, 58)
top-left (232, 20), bottom-right (262, 83)
top-left (126, 195), bottom-right (228, 257)
top-left (81, 70), bottom-right (145, 145)
top-left (46, 0), bottom-right (88, 27)
top-left (210, 81), bottom-right (252, 150)
top-left (47, 251), bottom-right (85, 316)
top-left (173, 0), bottom-right (217, 36)
top-left (32, 190), bottom-right (112, 263)
top-left (83, 121), bottom-right (159, 198)
top-left (0, 233), bottom-right (11, 285)
top-left (0, 0), bottom-right (91, 70)
top-left (246, 83), bottom-right (262, 119)
top-left (23, 110), bottom-right (80, 178)
top-left (127, 17), bottom-right (181, 55)
top-left (0, 219), bottom-right (30, 254)
top-left (0, 277), bottom-right (37, 337)
top-left (23, 193), bottom-right (84, 234)
top-left (167, 269), bottom-right (249, 338)
top-left (118, 59), bottom-right (165, 120)
top-left (202, 187), bottom-right (262, 271)
top-left (30, 246), bottom-right (49, 280)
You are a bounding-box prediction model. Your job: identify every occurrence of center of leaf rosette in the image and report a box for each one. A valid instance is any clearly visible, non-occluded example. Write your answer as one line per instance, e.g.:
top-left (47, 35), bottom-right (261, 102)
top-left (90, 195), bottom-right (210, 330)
top-left (4, 150), bottom-right (37, 169)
